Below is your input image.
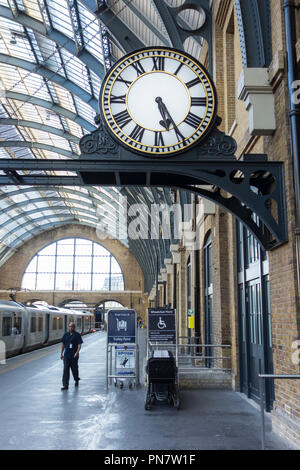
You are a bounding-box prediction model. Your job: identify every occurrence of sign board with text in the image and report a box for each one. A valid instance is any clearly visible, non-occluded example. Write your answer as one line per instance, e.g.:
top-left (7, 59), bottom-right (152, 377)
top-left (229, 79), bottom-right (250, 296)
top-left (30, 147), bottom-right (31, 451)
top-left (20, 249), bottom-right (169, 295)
top-left (107, 309), bottom-right (136, 344)
top-left (148, 308), bottom-right (176, 343)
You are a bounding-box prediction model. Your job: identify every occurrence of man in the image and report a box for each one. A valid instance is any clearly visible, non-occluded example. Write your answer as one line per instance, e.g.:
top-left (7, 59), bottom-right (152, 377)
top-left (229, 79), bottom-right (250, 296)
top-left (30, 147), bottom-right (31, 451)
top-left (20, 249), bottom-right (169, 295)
top-left (61, 322), bottom-right (83, 390)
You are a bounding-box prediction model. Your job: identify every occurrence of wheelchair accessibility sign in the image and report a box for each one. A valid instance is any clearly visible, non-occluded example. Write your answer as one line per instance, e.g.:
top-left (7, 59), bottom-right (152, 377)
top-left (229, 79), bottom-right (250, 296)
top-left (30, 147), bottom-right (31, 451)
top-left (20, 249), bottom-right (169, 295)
top-left (148, 308), bottom-right (176, 342)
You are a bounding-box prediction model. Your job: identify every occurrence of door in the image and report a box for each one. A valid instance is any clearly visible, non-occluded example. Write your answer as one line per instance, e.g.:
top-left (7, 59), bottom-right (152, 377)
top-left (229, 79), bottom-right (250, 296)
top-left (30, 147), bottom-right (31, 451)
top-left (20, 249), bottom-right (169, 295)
top-left (204, 235), bottom-right (213, 368)
top-left (246, 280), bottom-right (264, 400)
top-left (237, 221), bottom-right (274, 410)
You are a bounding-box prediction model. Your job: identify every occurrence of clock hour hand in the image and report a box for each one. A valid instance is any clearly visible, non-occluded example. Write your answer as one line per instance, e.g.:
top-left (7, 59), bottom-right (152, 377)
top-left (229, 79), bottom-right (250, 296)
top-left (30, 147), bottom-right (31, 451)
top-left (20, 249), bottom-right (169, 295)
top-left (156, 97), bottom-right (186, 142)
top-left (155, 97), bottom-right (171, 130)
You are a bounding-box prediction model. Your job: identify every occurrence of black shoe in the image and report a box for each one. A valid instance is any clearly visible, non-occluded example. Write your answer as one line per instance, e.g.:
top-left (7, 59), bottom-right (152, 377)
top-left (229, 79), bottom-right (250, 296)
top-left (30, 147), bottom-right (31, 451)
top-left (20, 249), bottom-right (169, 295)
top-left (61, 386), bottom-right (68, 390)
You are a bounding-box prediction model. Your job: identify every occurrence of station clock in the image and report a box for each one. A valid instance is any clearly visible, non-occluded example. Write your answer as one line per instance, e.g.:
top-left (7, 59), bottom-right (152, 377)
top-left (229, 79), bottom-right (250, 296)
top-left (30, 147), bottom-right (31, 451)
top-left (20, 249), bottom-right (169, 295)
top-left (100, 47), bottom-right (218, 157)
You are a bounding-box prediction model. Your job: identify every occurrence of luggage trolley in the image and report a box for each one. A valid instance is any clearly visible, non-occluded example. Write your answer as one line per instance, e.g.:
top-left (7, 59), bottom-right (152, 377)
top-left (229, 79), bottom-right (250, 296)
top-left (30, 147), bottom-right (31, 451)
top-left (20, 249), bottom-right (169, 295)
top-left (106, 309), bottom-right (139, 390)
top-left (145, 350), bottom-right (180, 410)
top-left (145, 308), bottom-right (180, 410)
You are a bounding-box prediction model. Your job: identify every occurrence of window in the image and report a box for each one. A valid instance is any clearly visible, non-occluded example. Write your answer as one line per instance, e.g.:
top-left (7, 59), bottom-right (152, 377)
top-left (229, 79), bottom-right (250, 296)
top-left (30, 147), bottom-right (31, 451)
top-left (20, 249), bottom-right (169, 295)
top-left (3, 316), bottom-right (12, 336)
top-left (13, 316), bottom-right (22, 335)
top-left (22, 238), bottom-right (125, 291)
top-left (38, 317), bottom-right (43, 332)
top-left (31, 317), bottom-right (36, 333)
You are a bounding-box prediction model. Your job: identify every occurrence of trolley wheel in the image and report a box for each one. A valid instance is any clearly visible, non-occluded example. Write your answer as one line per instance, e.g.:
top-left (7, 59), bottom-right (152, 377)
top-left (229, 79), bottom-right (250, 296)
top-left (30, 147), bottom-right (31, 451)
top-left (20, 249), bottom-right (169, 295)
top-left (174, 398), bottom-right (180, 410)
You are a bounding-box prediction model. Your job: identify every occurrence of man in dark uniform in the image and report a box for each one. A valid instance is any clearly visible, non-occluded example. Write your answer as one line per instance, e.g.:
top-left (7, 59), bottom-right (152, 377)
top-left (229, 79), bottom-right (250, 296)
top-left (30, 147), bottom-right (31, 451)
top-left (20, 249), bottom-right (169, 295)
top-left (61, 322), bottom-right (83, 390)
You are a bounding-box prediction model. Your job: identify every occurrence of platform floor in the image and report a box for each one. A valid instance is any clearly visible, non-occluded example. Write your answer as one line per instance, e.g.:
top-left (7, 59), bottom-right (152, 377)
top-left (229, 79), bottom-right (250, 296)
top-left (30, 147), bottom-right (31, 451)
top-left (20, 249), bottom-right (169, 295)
top-left (0, 331), bottom-right (292, 450)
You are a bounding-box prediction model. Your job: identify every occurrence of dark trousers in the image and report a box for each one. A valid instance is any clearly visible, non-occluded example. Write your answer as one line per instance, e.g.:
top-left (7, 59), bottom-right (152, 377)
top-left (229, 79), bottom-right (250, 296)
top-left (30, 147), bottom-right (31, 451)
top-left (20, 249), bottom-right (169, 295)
top-left (63, 355), bottom-right (79, 386)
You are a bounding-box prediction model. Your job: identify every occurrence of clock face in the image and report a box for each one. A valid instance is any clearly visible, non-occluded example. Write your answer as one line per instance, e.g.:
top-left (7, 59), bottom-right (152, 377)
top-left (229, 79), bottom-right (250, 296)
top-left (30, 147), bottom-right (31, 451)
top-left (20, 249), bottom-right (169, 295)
top-left (100, 47), bottom-right (217, 157)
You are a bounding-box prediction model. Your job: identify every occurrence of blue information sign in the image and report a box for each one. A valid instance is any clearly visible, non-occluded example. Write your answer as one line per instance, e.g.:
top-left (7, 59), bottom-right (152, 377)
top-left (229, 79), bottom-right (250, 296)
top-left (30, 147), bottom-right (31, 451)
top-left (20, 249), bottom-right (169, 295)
top-left (107, 309), bottom-right (136, 344)
top-left (148, 308), bottom-right (176, 343)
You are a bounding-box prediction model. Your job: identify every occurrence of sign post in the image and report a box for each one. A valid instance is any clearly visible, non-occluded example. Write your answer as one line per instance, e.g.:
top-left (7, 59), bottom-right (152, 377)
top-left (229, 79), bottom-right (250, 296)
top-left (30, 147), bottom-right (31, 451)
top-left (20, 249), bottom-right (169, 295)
top-left (106, 309), bottom-right (139, 390)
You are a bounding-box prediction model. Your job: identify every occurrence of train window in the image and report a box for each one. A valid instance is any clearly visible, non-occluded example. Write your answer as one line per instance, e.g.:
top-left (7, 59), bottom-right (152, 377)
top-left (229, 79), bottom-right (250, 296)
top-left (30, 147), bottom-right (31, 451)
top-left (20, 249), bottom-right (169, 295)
top-left (30, 317), bottom-right (36, 333)
top-left (77, 318), bottom-right (82, 328)
top-left (52, 317), bottom-right (57, 330)
top-left (13, 317), bottom-right (22, 335)
top-left (38, 317), bottom-right (43, 332)
top-left (3, 316), bottom-right (12, 336)
top-left (58, 317), bottom-right (63, 330)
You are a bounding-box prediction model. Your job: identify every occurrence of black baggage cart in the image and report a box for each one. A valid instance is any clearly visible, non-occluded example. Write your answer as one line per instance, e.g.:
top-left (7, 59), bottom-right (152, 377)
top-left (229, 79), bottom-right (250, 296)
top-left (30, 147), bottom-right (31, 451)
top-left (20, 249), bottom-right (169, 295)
top-left (145, 350), bottom-right (180, 410)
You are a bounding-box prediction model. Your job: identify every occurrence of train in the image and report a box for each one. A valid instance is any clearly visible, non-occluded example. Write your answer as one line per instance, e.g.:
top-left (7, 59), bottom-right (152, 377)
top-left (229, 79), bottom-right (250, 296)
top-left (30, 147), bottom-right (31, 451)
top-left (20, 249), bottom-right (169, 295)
top-left (0, 300), bottom-right (95, 358)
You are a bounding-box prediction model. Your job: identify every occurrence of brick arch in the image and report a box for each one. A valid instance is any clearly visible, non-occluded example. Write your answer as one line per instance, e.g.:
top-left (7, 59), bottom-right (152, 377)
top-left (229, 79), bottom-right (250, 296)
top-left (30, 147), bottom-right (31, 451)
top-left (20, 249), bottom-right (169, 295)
top-left (0, 224), bottom-right (145, 293)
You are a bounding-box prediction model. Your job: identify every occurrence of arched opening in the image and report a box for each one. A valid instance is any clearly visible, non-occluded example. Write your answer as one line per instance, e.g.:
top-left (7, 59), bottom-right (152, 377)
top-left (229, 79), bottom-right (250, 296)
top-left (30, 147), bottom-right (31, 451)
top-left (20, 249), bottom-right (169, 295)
top-left (21, 238), bottom-right (125, 292)
top-left (95, 300), bottom-right (125, 329)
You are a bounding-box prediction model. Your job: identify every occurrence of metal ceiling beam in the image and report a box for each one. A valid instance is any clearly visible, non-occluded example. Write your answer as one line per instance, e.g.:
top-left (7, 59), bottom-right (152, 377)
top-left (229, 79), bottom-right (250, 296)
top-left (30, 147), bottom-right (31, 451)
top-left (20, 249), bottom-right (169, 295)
top-left (234, 0), bottom-right (272, 67)
top-left (0, 188), bottom-right (127, 236)
top-left (0, 206), bottom-right (99, 229)
top-left (151, 0), bottom-right (184, 50)
top-left (0, 157), bottom-right (287, 250)
top-left (0, 196), bottom-right (126, 239)
top-left (125, 1), bottom-right (170, 47)
top-left (4, 91), bottom-right (96, 132)
top-left (78, 0), bottom-right (145, 53)
top-left (0, 185), bottom-right (121, 210)
top-left (0, 54), bottom-right (98, 110)
top-left (0, 213), bottom-right (103, 246)
top-left (0, 5), bottom-right (105, 78)
top-left (7, 220), bottom-right (105, 249)
top-left (0, 118), bottom-right (79, 143)
top-left (0, 140), bottom-right (78, 159)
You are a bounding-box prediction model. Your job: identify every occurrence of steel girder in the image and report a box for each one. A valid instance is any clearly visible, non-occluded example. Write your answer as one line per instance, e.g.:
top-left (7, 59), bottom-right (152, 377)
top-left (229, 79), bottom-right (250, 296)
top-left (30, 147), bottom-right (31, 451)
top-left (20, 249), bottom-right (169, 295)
top-left (0, 54), bottom-right (98, 111)
top-left (0, 118), bottom-right (79, 143)
top-left (0, 213), bottom-right (101, 246)
top-left (151, 0), bottom-right (184, 50)
top-left (0, 140), bottom-right (78, 159)
top-left (0, 187), bottom-right (126, 234)
top-left (78, 0), bottom-right (144, 53)
top-left (0, 157), bottom-right (287, 251)
top-left (3, 91), bottom-right (96, 132)
top-left (0, 5), bottom-right (105, 78)
top-left (234, 0), bottom-right (272, 67)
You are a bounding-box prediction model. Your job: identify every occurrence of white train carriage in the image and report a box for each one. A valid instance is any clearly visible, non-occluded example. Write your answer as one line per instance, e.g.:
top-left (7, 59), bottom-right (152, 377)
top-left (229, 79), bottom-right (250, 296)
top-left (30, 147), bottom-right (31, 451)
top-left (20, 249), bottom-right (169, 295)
top-left (0, 300), bottom-right (25, 356)
top-left (0, 300), bottom-right (94, 358)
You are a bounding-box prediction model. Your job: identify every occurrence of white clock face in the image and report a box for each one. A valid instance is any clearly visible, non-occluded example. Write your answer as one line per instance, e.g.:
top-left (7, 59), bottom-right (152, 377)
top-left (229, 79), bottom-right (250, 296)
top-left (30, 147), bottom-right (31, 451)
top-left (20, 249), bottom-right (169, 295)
top-left (100, 48), bottom-right (217, 156)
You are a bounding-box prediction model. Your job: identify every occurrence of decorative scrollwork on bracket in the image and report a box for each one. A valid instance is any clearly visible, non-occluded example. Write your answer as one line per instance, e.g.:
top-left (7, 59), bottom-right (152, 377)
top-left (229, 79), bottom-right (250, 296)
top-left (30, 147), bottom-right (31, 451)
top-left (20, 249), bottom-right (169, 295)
top-left (197, 130), bottom-right (237, 158)
top-left (79, 122), bottom-right (118, 155)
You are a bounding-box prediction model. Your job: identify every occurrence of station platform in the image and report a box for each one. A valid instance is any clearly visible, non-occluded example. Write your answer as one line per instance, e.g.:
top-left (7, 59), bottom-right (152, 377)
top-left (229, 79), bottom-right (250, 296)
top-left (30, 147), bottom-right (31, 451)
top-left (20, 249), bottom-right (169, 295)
top-left (0, 331), bottom-right (292, 450)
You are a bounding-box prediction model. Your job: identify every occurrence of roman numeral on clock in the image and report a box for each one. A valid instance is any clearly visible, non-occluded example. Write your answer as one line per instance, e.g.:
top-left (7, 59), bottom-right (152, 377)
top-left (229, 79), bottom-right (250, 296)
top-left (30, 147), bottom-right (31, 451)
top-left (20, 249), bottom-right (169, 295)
top-left (184, 112), bottom-right (202, 129)
top-left (131, 61), bottom-right (146, 76)
top-left (116, 76), bottom-right (132, 88)
top-left (186, 78), bottom-right (201, 89)
top-left (130, 124), bottom-right (145, 141)
top-left (154, 131), bottom-right (164, 146)
top-left (191, 97), bottom-right (207, 106)
top-left (152, 56), bottom-right (165, 71)
top-left (114, 109), bottom-right (131, 128)
top-left (110, 94), bottom-right (126, 104)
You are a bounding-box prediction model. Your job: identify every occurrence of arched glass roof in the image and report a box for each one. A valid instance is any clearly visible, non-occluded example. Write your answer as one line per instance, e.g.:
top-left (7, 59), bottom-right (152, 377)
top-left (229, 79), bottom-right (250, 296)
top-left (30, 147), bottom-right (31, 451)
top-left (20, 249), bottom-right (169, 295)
top-left (0, 0), bottom-right (203, 291)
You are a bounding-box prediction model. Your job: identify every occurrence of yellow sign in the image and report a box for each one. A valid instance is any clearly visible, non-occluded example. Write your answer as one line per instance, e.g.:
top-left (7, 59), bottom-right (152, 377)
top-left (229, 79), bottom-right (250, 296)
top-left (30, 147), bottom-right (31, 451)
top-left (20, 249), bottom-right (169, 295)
top-left (188, 316), bottom-right (195, 329)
